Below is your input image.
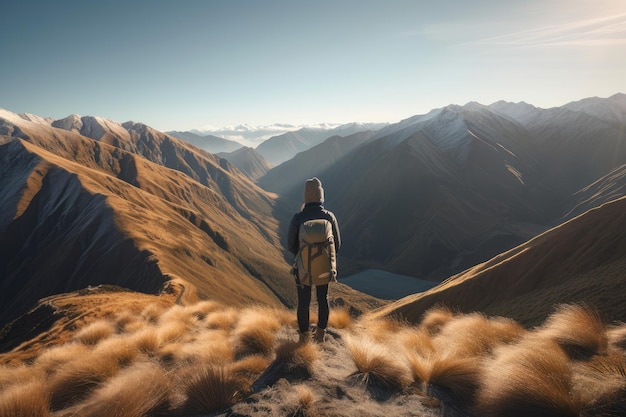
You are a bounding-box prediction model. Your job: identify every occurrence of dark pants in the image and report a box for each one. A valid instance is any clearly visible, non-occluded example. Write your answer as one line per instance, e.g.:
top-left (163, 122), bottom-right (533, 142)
top-left (297, 284), bottom-right (329, 334)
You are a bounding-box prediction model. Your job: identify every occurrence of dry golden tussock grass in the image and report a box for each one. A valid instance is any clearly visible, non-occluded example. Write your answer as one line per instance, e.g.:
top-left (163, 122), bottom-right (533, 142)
top-left (232, 354), bottom-right (271, 380)
top-left (424, 355), bottom-right (481, 404)
top-left (419, 305), bottom-right (455, 336)
top-left (196, 331), bottom-right (235, 360)
top-left (346, 336), bottom-right (412, 389)
top-left (188, 300), bottom-right (226, 320)
top-left (158, 342), bottom-right (186, 367)
top-left (328, 307), bottom-right (353, 329)
top-left (0, 380), bottom-right (49, 417)
top-left (113, 311), bottom-right (142, 334)
top-left (572, 352), bottom-right (626, 412)
top-left (287, 384), bottom-right (318, 417)
top-left (92, 335), bottom-right (139, 368)
top-left (357, 316), bottom-right (405, 343)
top-left (72, 320), bottom-right (115, 345)
top-left (181, 364), bottom-right (248, 415)
top-left (275, 340), bottom-right (321, 376)
top-left (140, 303), bottom-right (166, 324)
top-left (204, 308), bottom-right (240, 331)
top-left (476, 337), bottom-right (581, 417)
top-left (408, 354), bottom-right (431, 385)
top-left (0, 364), bottom-right (44, 390)
top-left (239, 306), bottom-right (291, 330)
top-left (488, 316), bottom-right (527, 343)
top-left (398, 328), bottom-right (435, 359)
top-left (171, 336), bottom-right (234, 365)
top-left (607, 323), bottom-right (626, 351)
top-left (129, 328), bottom-right (161, 355)
top-left (233, 325), bottom-right (276, 358)
top-left (269, 307), bottom-right (298, 327)
top-left (157, 330), bottom-right (234, 368)
top-left (536, 303), bottom-right (608, 360)
top-left (74, 362), bottom-right (172, 417)
top-left (34, 343), bottom-right (91, 376)
top-left (47, 350), bottom-right (121, 411)
top-left (231, 308), bottom-right (283, 357)
top-left (432, 313), bottom-right (525, 358)
top-left (159, 305), bottom-right (196, 324)
top-left (157, 319), bottom-right (191, 344)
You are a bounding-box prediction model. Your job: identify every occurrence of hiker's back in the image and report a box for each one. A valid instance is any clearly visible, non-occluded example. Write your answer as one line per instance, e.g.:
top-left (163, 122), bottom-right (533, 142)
top-left (296, 218), bottom-right (336, 286)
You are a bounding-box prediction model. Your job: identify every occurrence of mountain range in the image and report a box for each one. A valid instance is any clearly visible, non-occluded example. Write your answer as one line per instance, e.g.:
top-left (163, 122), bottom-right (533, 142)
top-left (2, 93), bottom-right (626, 330)
top-left (0, 110), bottom-right (295, 328)
top-left (254, 123), bottom-right (387, 166)
top-left (2, 94), bottom-right (626, 416)
top-left (258, 93), bottom-right (626, 283)
top-left (166, 130), bottom-right (243, 154)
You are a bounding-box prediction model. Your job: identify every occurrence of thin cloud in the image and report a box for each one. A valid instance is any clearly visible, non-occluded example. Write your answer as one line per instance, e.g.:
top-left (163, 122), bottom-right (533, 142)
top-left (477, 13), bottom-right (626, 48)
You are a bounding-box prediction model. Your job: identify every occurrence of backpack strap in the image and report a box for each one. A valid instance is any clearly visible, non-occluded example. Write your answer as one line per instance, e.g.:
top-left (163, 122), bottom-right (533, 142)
top-left (297, 237), bottom-right (334, 285)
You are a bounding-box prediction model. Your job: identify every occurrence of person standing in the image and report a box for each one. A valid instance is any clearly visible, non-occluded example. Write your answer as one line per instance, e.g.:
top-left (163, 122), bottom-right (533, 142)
top-left (288, 177), bottom-right (341, 343)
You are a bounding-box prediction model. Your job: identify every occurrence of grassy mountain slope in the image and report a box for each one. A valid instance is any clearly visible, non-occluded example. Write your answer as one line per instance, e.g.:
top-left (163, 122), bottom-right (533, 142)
top-left (0, 110), bottom-right (295, 326)
top-left (373, 196), bottom-right (626, 326)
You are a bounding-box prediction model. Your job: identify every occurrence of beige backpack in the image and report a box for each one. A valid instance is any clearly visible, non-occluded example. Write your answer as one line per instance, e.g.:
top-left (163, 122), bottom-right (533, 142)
top-left (295, 219), bottom-right (336, 286)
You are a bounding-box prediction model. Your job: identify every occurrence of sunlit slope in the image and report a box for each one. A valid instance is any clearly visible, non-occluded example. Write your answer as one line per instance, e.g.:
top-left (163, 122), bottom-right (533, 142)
top-left (0, 110), bottom-right (294, 326)
top-left (374, 196), bottom-right (626, 326)
top-left (562, 163), bottom-right (626, 220)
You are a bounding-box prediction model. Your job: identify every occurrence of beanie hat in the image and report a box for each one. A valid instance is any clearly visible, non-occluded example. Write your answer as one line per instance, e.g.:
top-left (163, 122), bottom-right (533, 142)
top-left (304, 177), bottom-right (324, 203)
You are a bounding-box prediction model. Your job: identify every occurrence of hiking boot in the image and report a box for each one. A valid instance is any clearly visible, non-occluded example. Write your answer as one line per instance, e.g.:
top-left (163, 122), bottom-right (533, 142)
top-left (298, 330), bottom-right (311, 344)
top-left (313, 327), bottom-right (326, 343)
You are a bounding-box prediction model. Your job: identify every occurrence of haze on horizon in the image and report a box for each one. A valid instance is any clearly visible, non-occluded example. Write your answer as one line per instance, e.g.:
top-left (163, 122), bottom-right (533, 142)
top-left (2, 0), bottom-right (625, 136)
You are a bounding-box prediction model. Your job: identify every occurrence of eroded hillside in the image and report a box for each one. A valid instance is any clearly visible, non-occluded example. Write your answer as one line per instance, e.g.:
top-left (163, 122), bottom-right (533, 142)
top-left (0, 110), bottom-right (293, 326)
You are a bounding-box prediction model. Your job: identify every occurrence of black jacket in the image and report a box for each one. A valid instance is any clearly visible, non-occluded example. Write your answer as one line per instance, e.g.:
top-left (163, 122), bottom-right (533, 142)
top-left (288, 202), bottom-right (341, 255)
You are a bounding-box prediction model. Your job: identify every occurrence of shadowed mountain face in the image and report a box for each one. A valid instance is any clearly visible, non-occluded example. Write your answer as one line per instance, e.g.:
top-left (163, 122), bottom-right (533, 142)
top-left (259, 94), bottom-right (626, 281)
top-left (0, 110), bottom-right (295, 327)
top-left (375, 195), bottom-right (626, 326)
top-left (257, 131), bottom-right (376, 198)
top-left (217, 147), bottom-right (273, 181)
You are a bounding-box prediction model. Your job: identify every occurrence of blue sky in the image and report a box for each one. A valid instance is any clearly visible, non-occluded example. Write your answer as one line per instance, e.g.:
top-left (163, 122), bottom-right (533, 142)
top-left (2, 0), bottom-right (625, 134)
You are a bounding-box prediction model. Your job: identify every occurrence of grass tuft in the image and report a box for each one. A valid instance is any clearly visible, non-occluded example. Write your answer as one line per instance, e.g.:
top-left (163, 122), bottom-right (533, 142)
top-left (346, 336), bottom-right (412, 389)
top-left (233, 325), bottom-right (276, 358)
top-left (73, 320), bottom-right (115, 345)
top-left (328, 308), bottom-right (353, 329)
top-left (425, 355), bottom-right (481, 404)
top-left (232, 354), bottom-right (270, 380)
top-left (537, 303), bottom-right (607, 360)
top-left (399, 328), bottom-right (435, 359)
top-left (475, 337), bottom-right (580, 417)
top-left (92, 335), bottom-right (138, 368)
top-left (359, 316), bottom-right (405, 343)
top-left (288, 384), bottom-right (318, 417)
top-left (607, 323), bottom-right (626, 352)
top-left (573, 352), bottom-right (626, 414)
top-left (74, 362), bottom-right (172, 417)
top-left (187, 300), bottom-right (225, 320)
top-left (232, 309), bottom-right (283, 357)
top-left (408, 354), bottom-right (432, 385)
top-left (432, 313), bottom-right (525, 358)
top-left (181, 364), bottom-right (248, 415)
top-left (275, 340), bottom-right (321, 377)
top-left (0, 363), bottom-right (44, 388)
top-left (130, 328), bottom-right (161, 355)
top-left (419, 306), bottom-right (455, 336)
top-left (204, 308), bottom-right (240, 331)
top-left (0, 380), bottom-right (49, 417)
top-left (47, 351), bottom-right (120, 410)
